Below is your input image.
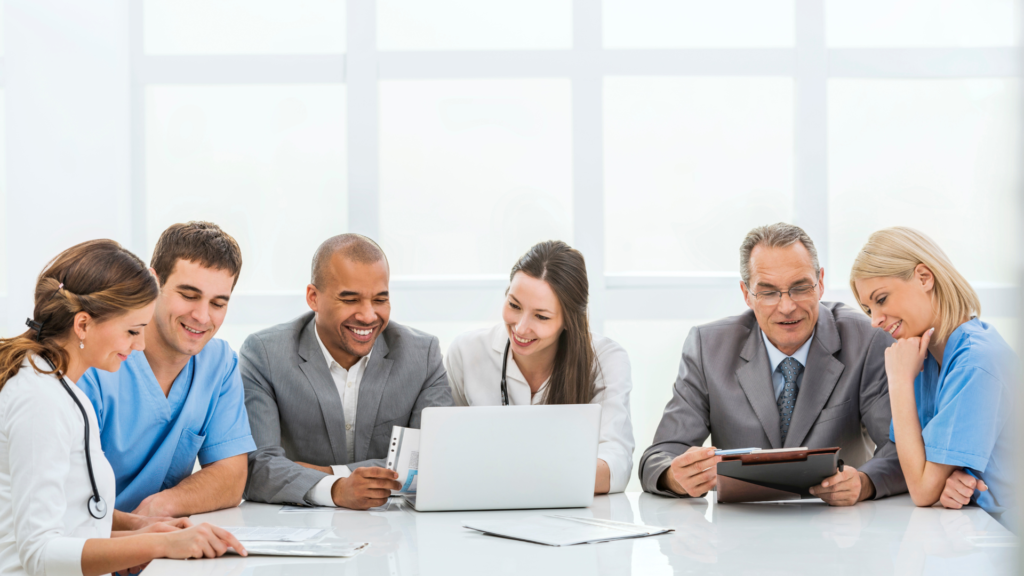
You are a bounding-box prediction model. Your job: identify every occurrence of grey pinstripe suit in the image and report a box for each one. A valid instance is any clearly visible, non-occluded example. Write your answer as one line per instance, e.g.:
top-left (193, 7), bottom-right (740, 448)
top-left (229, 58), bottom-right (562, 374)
top-left (640, 302), bottom-right (907, 499)
top-left (240, 312), bottom-right (453, 505)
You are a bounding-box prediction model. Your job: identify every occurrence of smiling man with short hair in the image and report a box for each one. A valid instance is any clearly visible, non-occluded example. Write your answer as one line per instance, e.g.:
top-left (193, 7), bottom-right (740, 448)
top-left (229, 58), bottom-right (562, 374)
top-left (77, 221), bottom-right (256, 530)
top-left (241, 233), bottom-right (454, 509)
top-left (640, 222), bottom-right (907, 506)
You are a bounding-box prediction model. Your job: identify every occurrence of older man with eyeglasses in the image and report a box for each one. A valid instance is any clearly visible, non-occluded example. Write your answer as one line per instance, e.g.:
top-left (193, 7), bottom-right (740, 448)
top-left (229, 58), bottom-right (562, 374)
top-left (639, 223), bottom-right (907, 506)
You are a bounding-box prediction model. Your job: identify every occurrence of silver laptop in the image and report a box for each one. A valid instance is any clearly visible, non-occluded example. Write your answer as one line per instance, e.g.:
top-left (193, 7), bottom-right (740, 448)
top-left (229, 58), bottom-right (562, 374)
top-left (405, 404), bottom-right (601, 512)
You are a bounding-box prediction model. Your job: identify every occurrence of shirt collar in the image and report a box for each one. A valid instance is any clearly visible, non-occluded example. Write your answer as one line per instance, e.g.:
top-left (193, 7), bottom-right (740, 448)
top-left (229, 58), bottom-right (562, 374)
top-left (490, 323), bottom-right (510, 353)
top-left (761, 329), bottom-right (814, 374)
top-left (313, 319), bottom-right (370, 371)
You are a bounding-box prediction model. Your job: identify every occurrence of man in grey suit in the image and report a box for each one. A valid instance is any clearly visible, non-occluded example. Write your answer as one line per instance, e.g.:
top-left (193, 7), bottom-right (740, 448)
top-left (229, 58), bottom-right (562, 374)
top-left (641, 223), bottom-right (906, 506)
top-left (241, 234), bottom-right (453, 509)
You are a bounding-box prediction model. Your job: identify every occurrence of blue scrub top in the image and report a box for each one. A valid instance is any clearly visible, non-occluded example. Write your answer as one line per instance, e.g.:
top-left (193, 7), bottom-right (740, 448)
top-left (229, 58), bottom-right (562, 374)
top-left (888, 319), bottom-right (1018, 531)
top-left (78, 338), bottom-right (257, 512)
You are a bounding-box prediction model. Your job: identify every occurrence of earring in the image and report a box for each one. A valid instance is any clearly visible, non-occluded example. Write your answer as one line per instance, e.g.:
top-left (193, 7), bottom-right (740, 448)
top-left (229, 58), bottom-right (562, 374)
top-left (79, 340), bottom-right (84, 349)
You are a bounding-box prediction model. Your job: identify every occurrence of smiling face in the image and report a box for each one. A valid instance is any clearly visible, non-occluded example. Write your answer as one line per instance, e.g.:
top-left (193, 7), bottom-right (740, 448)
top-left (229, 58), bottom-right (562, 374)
top-left (854, 265), bottom-right (937, 340)
top-left (741, 242), bottom-right (824, 356)
top-left (502, 272), bottom-right (564, 361)
top-left (307, 253), bottom-right (390, 369)
top-left (79, 302), bottom-right (156, 373)
top-left (150, 259), bottom-right (235, 358)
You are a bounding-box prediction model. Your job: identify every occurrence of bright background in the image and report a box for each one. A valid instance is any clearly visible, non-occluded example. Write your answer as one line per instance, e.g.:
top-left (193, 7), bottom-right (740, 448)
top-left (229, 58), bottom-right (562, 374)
top-left (2, 0), bottom-right (1023, 491)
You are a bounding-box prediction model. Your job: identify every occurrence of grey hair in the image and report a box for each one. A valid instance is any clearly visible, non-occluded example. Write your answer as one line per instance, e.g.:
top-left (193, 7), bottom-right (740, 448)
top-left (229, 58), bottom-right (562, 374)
top-left (310, 233), bottom-right (388, 288)
top-left (739, 223), bottom-right (820, 287)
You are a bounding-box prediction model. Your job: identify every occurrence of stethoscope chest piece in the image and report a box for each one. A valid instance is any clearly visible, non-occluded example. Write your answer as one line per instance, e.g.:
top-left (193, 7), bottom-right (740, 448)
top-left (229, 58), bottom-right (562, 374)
top-left (88, 495), bottom-right (107, 520)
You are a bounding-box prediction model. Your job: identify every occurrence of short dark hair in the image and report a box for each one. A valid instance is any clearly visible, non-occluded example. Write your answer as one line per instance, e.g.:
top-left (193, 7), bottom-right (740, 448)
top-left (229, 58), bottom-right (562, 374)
top-left (310, 233), bottom-right (388, 288)
top-left (151, 222), bottom-right (243, 288)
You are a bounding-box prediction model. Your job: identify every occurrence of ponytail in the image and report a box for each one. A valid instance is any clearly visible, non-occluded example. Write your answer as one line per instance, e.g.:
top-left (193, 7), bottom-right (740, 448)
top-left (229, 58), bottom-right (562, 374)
top-left (0, 240), bottom-right (159, 390)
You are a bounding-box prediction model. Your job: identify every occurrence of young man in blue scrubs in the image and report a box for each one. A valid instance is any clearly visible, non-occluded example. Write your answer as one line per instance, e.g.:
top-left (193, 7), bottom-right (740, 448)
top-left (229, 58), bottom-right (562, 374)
top-left (78, 222), bottom-right (256, 529)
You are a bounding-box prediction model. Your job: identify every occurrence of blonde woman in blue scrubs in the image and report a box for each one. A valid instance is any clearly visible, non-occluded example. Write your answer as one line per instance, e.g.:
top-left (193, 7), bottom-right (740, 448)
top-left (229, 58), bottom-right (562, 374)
top-left (850, 227), bottom-right (1017, 531)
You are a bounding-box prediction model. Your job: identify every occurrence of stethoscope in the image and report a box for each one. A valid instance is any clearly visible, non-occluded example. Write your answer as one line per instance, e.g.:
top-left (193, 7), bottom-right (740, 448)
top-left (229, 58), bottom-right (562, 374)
top-left (41, 354), bottom-right (108, 520)
top-left (500, 340), bottom-right (511, 406)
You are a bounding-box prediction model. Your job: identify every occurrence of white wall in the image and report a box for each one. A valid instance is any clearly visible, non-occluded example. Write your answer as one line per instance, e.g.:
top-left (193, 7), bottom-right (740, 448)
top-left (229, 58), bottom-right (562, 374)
top-left (1, 0), bottom-right (1021, 492)
top-left (4, 0), bottom-right (132, 332)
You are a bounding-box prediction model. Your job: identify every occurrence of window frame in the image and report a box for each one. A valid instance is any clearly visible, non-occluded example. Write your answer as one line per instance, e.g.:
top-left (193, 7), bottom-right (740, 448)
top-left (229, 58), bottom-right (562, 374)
top-left (127, 0), bottom-right (1023, 333)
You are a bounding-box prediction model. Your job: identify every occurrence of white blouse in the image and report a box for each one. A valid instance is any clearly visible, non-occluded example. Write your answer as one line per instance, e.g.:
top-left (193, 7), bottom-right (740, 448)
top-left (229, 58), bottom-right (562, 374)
top-left (445, 324), bottom-right (635, 493)
top-left (0, 357), bottom-right (116, 576)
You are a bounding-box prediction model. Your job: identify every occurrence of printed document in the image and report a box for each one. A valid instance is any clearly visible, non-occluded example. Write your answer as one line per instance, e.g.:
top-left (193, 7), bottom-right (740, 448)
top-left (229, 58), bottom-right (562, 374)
top-left (386, 426), bottom-right (420, 493)
top-left (463, 515), bottom-right (674, 546)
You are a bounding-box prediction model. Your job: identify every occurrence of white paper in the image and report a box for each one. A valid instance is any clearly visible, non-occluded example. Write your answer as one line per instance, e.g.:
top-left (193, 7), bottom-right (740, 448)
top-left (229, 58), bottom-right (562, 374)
top-left (221, 526), bottom-right (332, 542)
top-left (386, 426), bottom-right (420, 493)
top-left (229, 541), bottom-right (370, 557)
top-left (463, 515), bottom-right (674, 547)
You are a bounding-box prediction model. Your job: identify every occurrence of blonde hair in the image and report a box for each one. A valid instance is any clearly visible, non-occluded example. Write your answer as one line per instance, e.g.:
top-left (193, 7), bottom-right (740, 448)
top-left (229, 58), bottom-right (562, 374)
top-left (849, 227), bottom-right (979, 343)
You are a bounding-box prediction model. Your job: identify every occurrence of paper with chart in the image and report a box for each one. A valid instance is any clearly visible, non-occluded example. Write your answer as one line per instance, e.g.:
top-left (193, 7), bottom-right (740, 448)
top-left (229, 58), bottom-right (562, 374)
top-left (462, 515), bottom-right (675, 547)
top-left (386, 426), bottom-right (420, 493)
top-left (220, 526), bottom-right (332, 542)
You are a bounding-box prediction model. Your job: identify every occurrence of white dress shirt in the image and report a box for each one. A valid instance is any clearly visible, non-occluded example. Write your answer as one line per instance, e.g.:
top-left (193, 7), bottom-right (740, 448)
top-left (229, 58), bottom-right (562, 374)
top-left (305, 325), bottom-right (371, 506)
top-left (444, 324), bottom-right (636, 494)
top-left (0, 357), bottom-right (116, 576)
top-left (761, 329), bottom-right (814, 400)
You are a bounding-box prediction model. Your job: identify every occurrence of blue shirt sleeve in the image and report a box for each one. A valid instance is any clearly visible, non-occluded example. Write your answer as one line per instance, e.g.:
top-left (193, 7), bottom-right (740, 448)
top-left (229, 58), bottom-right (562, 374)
top-left (920, 364), bottom-right (1009, 472)
top-left (196, 345), bottom-right (257, 465)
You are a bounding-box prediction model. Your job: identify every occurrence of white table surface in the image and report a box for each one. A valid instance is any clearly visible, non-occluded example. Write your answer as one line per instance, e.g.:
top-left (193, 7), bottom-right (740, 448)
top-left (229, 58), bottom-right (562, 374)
top-left (144, 493), bottom-right (1017, 575)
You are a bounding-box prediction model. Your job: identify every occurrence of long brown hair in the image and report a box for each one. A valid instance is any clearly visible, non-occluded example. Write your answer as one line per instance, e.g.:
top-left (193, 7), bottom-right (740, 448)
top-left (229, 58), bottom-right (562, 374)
top-left (510, 240), bottom-right (596, 405)
top-left (0, 239), bottom-right (159, 390)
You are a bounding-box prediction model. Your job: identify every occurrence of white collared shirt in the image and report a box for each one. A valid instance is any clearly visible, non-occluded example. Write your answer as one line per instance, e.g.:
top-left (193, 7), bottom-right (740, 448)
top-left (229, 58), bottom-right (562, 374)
top-left (761, 329), bottom-right (814, 401)
top-left (444, 324), bottom-right (636, 494)
top-left (0, 357), bottom-right (116, 576)
top-left (304, 323), bottom-right (371, 507)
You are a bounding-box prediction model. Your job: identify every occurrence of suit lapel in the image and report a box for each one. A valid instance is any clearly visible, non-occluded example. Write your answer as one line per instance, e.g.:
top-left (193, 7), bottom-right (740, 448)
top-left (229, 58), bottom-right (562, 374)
top-left (354, 333), bottom-right (393, 462)
top-left (297, 318), bottom-right (348, 465)
top-left (736, 324), bottom-right (783, 449)
top-left (784, 304), bottom-right (845, 448)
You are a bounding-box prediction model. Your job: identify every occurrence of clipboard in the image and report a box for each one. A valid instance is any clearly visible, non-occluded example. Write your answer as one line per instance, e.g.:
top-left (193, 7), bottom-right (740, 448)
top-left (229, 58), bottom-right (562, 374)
top-left (716, 447), bottom-right (842, 503)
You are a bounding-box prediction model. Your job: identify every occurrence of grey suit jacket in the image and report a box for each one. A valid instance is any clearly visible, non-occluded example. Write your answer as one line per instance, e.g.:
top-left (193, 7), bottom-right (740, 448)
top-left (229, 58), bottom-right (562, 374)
top-left (640, 301), bottom-right (907, 499)
top-left (241, 312), bottom-right (454, 504)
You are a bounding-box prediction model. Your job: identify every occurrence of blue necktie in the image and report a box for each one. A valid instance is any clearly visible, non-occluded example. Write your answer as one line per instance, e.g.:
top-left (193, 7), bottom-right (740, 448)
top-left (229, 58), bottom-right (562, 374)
top-left (777, 357), bottom-right (803, 445)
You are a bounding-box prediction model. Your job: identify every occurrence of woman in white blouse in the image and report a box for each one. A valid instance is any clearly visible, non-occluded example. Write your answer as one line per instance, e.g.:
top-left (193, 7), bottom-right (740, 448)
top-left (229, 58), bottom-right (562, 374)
top-left (0, 239), bottom-right (245, 576)
top-left (445, 240), bottom-right (635, 494)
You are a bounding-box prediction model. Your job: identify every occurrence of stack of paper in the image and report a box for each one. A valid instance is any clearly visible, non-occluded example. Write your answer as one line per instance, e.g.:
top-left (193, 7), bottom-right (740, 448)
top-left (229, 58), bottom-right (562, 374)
top-left (463, 515), bottom-right (674, 546)
top-left (227, 542), bottom-right (370, 558)
top-left (221, 526), bottom-right (369, 558)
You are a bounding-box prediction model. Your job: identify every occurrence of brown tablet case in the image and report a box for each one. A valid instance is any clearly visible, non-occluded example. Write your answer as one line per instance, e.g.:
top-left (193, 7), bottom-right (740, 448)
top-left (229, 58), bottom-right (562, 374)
top-left (716, 447), bottom-right (842, 504)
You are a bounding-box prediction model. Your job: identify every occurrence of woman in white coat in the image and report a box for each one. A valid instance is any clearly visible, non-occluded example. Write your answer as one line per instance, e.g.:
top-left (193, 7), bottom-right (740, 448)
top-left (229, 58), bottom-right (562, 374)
top-left (0, 239), bottom-right (245, 576)
top-left (445, 240), bottom-right (635, 494)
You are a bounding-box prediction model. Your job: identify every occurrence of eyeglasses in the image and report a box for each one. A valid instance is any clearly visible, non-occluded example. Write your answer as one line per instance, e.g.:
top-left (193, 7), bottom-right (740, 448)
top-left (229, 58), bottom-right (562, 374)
top-left (747, 282), bottom-right (819, 306)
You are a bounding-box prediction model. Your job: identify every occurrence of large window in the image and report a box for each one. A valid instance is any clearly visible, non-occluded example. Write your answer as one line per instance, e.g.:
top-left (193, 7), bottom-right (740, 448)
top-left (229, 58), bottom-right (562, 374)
top-left (132, 1), bottom-right (1023, 491)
